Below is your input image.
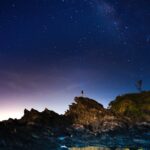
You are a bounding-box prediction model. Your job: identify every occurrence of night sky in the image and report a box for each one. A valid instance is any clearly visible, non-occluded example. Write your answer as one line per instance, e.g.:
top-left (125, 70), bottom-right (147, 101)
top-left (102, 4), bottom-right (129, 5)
top-left (0, 0), bottom-right (150, 120)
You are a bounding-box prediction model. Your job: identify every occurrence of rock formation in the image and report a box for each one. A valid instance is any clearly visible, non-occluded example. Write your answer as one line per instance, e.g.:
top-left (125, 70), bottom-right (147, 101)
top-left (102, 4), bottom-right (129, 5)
top-left (0, 92), bottom-right (150, 149)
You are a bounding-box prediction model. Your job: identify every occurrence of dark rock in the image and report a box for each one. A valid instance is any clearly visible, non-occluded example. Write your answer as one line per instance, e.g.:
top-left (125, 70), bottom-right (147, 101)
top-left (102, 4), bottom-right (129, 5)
top-left (0, 93), bottom-right (150, 149)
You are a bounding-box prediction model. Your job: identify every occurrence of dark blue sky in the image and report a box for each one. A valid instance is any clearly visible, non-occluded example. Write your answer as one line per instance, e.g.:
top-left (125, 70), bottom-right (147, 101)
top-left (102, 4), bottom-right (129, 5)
top-left (0, 0), bottom-right (149, 120)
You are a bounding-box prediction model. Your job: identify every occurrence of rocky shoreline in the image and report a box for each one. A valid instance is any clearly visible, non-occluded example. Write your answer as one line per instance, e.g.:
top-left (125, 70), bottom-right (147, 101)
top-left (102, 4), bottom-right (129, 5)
top-left (0, 92), bottom-right (150, 149)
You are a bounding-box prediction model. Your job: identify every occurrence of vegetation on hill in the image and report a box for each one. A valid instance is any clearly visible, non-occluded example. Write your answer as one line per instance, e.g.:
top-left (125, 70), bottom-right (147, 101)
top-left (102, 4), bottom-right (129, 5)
top-left (109, 91), bottom-right (150, 121)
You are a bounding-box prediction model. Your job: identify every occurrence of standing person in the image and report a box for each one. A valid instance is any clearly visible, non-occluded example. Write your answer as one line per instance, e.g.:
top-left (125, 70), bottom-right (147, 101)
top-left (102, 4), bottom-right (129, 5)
top-left (81, 90), bottom-right (84, 97)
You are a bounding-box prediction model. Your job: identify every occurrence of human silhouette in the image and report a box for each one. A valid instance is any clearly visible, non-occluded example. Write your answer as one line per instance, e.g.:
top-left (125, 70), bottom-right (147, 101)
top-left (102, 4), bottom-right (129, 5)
top-left (81, 90), bottom-right (84, 97)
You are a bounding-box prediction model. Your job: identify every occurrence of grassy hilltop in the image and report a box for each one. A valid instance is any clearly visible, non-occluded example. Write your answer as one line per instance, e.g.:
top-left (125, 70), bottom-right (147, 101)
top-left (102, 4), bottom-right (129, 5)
top-left (109, 91), bottom-right (150, 121)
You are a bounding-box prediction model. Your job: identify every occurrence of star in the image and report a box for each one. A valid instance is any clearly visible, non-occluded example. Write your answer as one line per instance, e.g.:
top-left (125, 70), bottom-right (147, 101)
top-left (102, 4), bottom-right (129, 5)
top-left (12, 3), bottom-right (16, 8)
top-left (127, 59), bottom-right (132, 63)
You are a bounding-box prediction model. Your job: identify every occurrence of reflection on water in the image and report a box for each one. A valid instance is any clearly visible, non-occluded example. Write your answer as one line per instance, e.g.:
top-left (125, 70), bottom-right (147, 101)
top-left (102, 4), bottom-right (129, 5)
top-left (70, 146), bottom-right (143, 150)
top-left (70, 147), bottom-right (110, 150)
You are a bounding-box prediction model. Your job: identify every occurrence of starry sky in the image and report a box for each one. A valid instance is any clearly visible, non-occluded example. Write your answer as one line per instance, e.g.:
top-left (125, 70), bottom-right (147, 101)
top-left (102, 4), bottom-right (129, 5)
top-left (0, 0), bottom-right (150, 120)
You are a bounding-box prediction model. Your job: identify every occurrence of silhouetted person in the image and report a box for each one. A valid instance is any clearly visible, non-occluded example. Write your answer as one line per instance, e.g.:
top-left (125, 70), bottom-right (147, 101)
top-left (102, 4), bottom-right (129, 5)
top-left (135, 80), bottom-right (143, 92)
top-left (81, 90), bottom-right (84, 97)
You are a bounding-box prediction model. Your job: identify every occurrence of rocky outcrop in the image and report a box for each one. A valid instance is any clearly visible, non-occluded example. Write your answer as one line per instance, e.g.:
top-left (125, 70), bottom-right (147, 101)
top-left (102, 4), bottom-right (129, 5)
top-left (65, 97), bottom-right (105, 125)
top-left (20, 108), bottom-right (65, 127)
top-left (109, 91), bottom-right (150, 122)
top-left (0, 109), bottom-right (68, 150)
top-left (65, 97), bottom-right (130, 133)
top-left (0, 93), bottom-right (150, 149)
